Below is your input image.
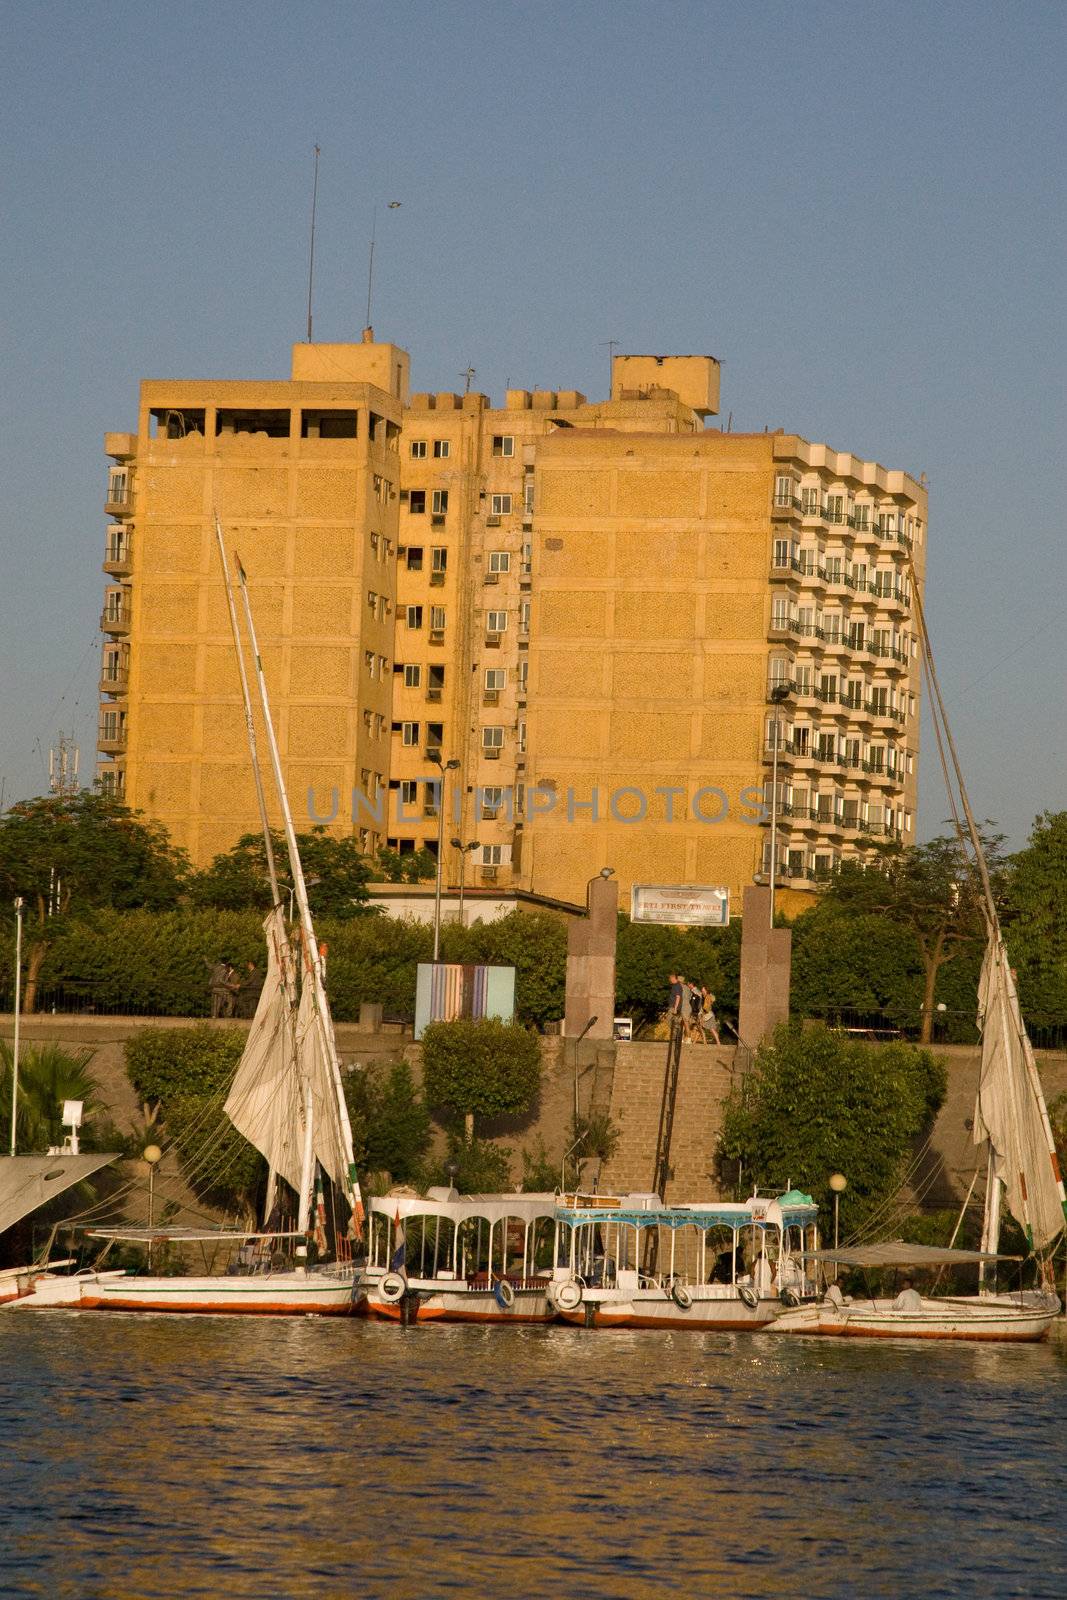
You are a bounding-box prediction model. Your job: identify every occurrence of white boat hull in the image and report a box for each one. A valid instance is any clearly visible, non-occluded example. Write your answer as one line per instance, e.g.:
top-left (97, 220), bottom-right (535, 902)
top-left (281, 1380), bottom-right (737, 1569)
top-left (767, 1294), bottom-right (1058, 1343)
top-left (359, 1272), bottom-right (554, 1324)
top-left (21, 1267), bottom-right (359, 1316)
top-left (7, 1269), bottom-right (129, 1308)
top-left (558, 1285), bottom-right (788, 1330)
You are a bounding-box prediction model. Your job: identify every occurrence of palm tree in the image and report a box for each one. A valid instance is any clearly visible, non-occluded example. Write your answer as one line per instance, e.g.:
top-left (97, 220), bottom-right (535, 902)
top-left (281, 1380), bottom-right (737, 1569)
top-left (0, 1041), bottom-right (101, 1153)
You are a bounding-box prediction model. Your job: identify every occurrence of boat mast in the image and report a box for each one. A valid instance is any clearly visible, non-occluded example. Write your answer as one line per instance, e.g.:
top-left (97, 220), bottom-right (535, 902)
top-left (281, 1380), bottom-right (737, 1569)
top-left (233, 556), bottom-right (362, 1238)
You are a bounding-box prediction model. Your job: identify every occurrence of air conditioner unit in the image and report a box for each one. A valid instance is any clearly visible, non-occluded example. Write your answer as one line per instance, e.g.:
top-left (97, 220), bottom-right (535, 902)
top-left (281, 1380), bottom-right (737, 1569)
top-left (423, 803), bottom-right (439, 817)
top-left (429, 571), bottom-right (445, 586)
top-left (431, 515), bottom-right (445, 527)
top-left (429, 630), bottom-right (445, 644)
top-left (484, 748), bottom-right (501, 760)
top-left (426, 688), bottom-right (442, 703)
top-left (484, 572), bottom-right (499, 584)
top-left (483, 690), bottom-right (500, 706)
top-left (484, 634), bottom-right (501, 648)
top-left (481, 865), bottom-right (499, 882)
top-left (486, 516), bottom-right (501, 527)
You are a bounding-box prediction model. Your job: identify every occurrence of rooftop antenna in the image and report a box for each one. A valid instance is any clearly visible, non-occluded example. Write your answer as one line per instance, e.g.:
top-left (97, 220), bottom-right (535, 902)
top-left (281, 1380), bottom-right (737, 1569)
top-left (366, 200), bottom-right (402, 333)
top-left (461, 364), bottom-right (476, 395)
top-left (600, 339), bottom-right (619, 397)
top-left (48, 731), bottom-right (80, 796)
top-left (306, 144), bottom-right (320, 342)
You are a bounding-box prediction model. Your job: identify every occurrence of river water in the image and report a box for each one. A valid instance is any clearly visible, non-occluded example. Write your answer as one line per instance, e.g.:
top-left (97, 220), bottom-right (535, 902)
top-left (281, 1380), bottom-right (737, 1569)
top-left (1, 1315), bottom-right (1065, 1600)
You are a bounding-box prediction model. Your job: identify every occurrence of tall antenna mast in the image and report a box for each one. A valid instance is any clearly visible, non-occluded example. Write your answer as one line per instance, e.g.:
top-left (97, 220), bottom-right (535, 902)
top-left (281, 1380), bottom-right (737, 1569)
top-left (306, 144), bottom-right (321, 342)
top-left (48, 731), bottom-right (80, 796)
top-left (365, 200), bottom-right (401, 333)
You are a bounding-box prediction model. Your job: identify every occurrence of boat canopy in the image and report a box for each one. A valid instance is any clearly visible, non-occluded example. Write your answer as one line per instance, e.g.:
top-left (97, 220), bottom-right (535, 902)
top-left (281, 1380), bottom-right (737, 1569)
top-left (556, 1196), bottom-right (819, 1231)
top-left (0, 1152), bottom-right (118, 1235)
top-left (86, 1227), bottom-right (305, 1244)
top-left (368, 1191), bottom-right (558, 1227)
top-left (804, 1240), bottom-right (1020, 1268)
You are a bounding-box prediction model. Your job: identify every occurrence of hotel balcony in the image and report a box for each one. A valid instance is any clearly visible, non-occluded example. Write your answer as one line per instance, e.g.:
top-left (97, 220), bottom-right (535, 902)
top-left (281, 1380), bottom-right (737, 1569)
top-left (98, 717), bottom-right (127, 756)
top-left (100, 601), bottom-right (131, 635)
top-left (103, 528), bottom-right (132, 577)
top-left (99, 664), bottom-right (129, 696)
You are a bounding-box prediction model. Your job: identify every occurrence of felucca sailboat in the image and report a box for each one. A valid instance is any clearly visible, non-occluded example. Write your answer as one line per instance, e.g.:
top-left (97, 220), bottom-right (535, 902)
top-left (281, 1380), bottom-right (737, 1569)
top-left (23, 525), bottom-right (363, 1315)
top-left (771, 583), bottom-right (1065, 1342)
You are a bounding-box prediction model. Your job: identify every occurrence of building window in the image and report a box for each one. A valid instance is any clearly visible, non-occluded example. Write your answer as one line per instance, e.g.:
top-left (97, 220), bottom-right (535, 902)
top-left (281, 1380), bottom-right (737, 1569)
top-left (408, 490), bottom-right (426, 515)
top-left (518, 720), bottom-right (527, 752)
top-left (774, 474), bottom-right (796, 507)
top-left (492, 435), bottom-right (514, 458)
top-left (403, 664), bottom-right (421, 688)
top-left (406, 546), bottom-right (424, 571)
top-left (517, 659), bottom-right (528, 691)
top-left (482, 726), bottom-right (504, 750)
top-left (486, 610), bottom-right (508, 633)
top-left (482, 844), bottom-right (504, 865)
top-left (488, 551), bottom-right (510, 574)
top-left (431, 546), bottom-right (447, 573)
top-left (400, 780), bottom-right (418, 804)
top-left (490, 494), bottom-right (512, 516)
top-left (430, 606), bottom-right (446, 631)
top-left (409, 440), bottom-right (427, 459)
top-left (369, 531), bottom-right (380, 558)
top-left (432, 489), bottom-right (449, 515)
top-left (401, 722), bottom-right (420, 746)
top-left (367, 590), bottom-right (378, 613)
top-left (524, 479), bottom-right (535, 515)
top-left (519, 600), bottom-right (530, 633)
top-left (801, 487), bottom-right (821, 515)
top-left (106, 467), bottom-right (129, 506)
top-left (364, 650), bottom-right (376, 678)
top-left (406, 605), bottom-right (423, 629)
top-left (772, 539), bottom-right (794, 568)
top-left (485, 668), bottom-right (506, 691)
top-left (433, 439), bottom-right (450, 458)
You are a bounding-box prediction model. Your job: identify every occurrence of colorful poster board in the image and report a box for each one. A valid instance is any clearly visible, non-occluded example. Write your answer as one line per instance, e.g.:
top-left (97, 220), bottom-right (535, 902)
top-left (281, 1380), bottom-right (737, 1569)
top-left (414, 962), bottom-right (517, 1039)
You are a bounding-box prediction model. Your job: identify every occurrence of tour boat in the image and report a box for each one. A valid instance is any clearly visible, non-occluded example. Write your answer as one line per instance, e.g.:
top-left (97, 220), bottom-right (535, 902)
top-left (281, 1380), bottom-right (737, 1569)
top-left (548, 1189), bottom-right (820, 1329)
top-left (358, 1188), bottom-right (558, 1323)
top-left (18, 529), bottom-right (364, 1316)
top-left (1, 1141), bottom-right (120, 1307)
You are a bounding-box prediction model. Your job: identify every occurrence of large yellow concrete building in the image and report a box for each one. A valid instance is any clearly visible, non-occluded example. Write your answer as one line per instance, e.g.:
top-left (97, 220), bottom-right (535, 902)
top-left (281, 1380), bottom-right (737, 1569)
top-left (98, 338), bottom-right (925, 913)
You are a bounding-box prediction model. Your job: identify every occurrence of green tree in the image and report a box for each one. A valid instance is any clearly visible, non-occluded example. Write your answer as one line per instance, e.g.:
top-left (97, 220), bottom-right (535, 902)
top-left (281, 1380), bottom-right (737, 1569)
top-left (0, 1040), bottom-right (104, 1154)
top-left (0, 793), bottom-right (189, 1011)
top-left (455, 911), bottom-right (567, 1028)
top-left (1004, 812), bottom-right (1067, 1040)
top-left (190, 827), bottom-right (377, 920)
top-left (819, 832), bottom-right (1004, 1043)
top-left (373, 847), bottom-right (437, 884)
top-left (614, 918), bottom-right (741, 1027)
top-left (345, 1060), bottom-right (431, 1185)
top-left (421, 1017), bottom-right (541, 1142)
top-left (124, 1026), bottom-right (262, 1213)
top-left (719, 1021), bottom-right (947, 1238)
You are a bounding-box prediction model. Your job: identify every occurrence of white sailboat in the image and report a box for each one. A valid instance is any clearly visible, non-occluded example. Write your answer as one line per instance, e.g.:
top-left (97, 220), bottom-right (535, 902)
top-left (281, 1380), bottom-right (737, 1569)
top-left (0, 1149), bottom-right (120, 1305)
top-left (771, 589), bottom-right (1065, 1343)
top-left (21, 527), bottom-right (364, 1315)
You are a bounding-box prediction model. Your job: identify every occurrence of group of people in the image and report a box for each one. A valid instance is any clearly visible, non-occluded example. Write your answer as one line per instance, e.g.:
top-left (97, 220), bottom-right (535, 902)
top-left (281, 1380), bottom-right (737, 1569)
top-left (667, 972), bottom-right (721, 1046)
top-left (206, 957), bottom-right (262, 1019)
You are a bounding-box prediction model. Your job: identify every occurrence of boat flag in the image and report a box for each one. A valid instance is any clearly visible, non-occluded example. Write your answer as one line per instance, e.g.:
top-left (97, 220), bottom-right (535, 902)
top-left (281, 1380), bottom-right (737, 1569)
top-left (390, 1207), bottom-right (406, 1271)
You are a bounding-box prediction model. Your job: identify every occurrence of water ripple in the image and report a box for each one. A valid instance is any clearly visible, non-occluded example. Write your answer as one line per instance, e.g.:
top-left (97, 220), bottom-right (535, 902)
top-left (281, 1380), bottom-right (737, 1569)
top-left (0, 1317), bottom-right (1064, 1598)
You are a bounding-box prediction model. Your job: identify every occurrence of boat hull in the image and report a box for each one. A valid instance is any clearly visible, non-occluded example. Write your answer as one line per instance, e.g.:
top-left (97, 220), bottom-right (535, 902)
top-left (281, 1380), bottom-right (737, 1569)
top-left (359, 1279), bottom-right (553, 1324)
top-left (767, 1297), bottom-right (1057, 1343)
top-left (557, 1287), bottom-right (785, 1330)
top-left (58, 1269), bottom-right (358, 1316)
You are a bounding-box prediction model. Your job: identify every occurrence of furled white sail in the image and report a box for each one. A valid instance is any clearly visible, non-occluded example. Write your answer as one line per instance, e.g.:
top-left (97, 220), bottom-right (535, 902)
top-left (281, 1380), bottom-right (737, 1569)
top-left (294, 961), bottom-right (352, 1197)
top-left (974, 934), bottom-right (1067, 1251)
top-left (223, 907), bottom-right (304, 1193)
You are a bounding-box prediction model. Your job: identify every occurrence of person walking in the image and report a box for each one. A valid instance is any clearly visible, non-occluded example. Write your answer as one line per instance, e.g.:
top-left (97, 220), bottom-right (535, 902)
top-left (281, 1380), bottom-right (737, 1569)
top-left (699, 985), bottom-right (721, 1046)
top-left (687, 979), bottom-right (704, 1044)
top-left (206, 957), bottom-right (240, 1019)
top-left (236, 960), bottom-right (264, 1019)
top-left (667, 972), bottom-right (685, 1031)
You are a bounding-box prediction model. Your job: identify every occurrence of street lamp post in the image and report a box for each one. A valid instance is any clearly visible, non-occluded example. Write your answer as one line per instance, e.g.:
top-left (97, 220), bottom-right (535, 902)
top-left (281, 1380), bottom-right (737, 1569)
top-left (428, 751), bottom-right (460, 960)
top-left (450, 837), bottom-right (479, 928)
top-left (143, 1143), bottom-right (163, 1270)
top-left (9, 897), bottom-right (24, 1157)
top-left (767, 683), bottom-right (791, 927)
top-left (829, 1171), bottom-right (848, 1250)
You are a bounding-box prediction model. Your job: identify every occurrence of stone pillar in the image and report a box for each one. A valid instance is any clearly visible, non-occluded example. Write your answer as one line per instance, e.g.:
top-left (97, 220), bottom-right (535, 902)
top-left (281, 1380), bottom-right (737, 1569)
top-left (737, 885), bottom-right (792, 1049)
top-left (564, 873), bottom-right (619, 1040)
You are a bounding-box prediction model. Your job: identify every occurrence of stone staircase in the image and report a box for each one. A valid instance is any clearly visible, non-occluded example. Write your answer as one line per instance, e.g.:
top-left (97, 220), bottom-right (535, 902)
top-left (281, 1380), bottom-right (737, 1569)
top-left (599, 1040), bottom-right (738, 1201)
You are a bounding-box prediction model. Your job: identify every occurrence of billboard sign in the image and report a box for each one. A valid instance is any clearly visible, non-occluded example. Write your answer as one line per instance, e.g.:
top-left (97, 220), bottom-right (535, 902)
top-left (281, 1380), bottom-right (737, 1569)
top-left (630, 884), bottom-right (729, 927)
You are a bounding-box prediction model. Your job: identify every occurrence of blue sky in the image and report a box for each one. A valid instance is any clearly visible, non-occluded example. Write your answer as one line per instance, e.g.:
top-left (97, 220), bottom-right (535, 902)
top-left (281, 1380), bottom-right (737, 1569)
top-left (1, 0), bottom-right (1063, 847)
